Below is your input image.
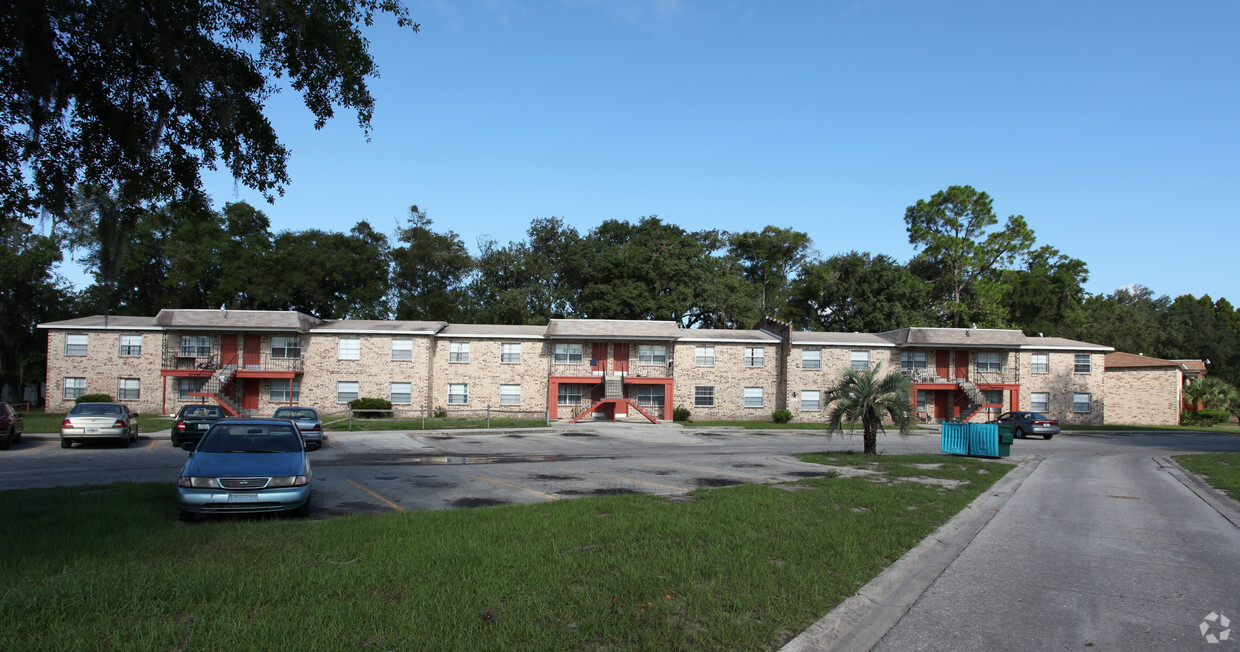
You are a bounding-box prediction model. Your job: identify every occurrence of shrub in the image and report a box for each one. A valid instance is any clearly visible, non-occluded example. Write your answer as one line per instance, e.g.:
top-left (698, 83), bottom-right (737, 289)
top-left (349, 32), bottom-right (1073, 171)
top-left (349, 397), bottom-right (392, 418)
top-left (673, 404), bottom-right (691, 422)
top-left (1198, 409), bottom-right (1231, 426)
top-left (433, 407), bottom-right (447, 418)
top-left (772, 409), bottom-right (793, 423)
top-left (75, 393), bottom-right (113, 404)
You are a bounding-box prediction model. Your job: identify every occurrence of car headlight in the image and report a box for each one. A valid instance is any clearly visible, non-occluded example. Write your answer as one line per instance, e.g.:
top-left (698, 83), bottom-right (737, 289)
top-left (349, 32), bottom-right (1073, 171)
top-left (178, 476), bottom-right (221, 488)
top-left (268, 475), bottom-right (309, 487)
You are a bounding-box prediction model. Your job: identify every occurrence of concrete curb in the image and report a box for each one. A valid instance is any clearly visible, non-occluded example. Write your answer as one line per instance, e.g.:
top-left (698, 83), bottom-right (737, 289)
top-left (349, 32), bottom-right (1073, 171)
top-left (781, 453), bottom-right (1045, 652)
top-left (1157, 456), bottom-right (1240, 529)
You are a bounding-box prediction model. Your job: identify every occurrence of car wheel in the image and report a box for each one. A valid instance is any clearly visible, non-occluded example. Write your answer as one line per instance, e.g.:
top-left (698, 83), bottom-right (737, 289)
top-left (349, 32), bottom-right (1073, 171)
top-left (290, 498), bottom-right (312, 518)
top-left (118, 435), bottom-right (130, 448)
top-left (0, 431), bottom-right (10, 450)
top-left (1014, 428), bottom-right (1025, 439)
top-left (60, 438), bottom-right (72, 449)
top-left (1043, 433), bottom-right (1054, 440)
top-left (178, 509), bottom-right (196, 523)
top-left (12, 428), bottom-right (19, 443)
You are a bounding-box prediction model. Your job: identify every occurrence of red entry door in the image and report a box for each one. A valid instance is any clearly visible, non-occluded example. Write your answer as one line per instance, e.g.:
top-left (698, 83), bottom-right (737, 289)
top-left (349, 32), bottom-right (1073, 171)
top-left (613, 343), bottom-right (629, 373)
top-left (953, 351), bottom-right (969, 381)
top-left (221, 334), bottom-right (239, 367)
top-left (592, 343), bottom-right (608, 374)
top-left (243, 334), bottom-right (262, 369)
top-left (936, 351), bottom-right (950, 380)
top-left (242, 379), bottom-right (260, 411)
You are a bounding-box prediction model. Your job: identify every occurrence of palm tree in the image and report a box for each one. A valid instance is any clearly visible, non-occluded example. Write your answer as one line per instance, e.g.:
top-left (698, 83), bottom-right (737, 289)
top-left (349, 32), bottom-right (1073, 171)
top-left (1184, 377), bottom-right (1239, 411)
top-left (823, 363), bottom-right (915, 455)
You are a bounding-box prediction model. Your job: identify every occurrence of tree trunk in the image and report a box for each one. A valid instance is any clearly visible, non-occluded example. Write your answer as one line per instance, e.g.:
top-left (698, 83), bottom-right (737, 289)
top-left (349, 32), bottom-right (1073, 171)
top-left (863, 414), bottom-right (878, 455)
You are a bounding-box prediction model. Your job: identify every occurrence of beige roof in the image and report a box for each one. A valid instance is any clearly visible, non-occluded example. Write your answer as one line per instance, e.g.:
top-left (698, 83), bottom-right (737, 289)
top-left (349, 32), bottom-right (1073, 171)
top-left (154, 309), bottom-right (321, 331)
top-left (879, 327), bottom-right (1028, 347)
top-left (791, 331), bottom-right (893, 346)
top-left (547, 319), bottom-right (680, 340)
top-left (1021, 336), bottom-right (1113, 352)
top-left (438, 324), bottom-right (547, 338)
top-left (314, 320), bottom-right (446, 334)
top-left (37, 315), bottom-right (160, 330)
top-left (1105, 352), bottom-right (1183, 369)
top-left (1171, 359), bottom-right (1208, 374)
top-left (678, 329), bottom-right (779, 343)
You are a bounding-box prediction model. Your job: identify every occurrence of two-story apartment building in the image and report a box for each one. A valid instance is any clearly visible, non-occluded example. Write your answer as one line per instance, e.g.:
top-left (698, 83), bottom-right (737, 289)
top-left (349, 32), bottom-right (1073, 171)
top-left (41, 310), bottom-right (1126, 426)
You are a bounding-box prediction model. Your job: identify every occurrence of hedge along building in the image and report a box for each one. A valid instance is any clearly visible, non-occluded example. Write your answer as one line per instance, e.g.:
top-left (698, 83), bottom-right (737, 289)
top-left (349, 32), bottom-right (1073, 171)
top-left (41, 309), bottom-right (1118, 425)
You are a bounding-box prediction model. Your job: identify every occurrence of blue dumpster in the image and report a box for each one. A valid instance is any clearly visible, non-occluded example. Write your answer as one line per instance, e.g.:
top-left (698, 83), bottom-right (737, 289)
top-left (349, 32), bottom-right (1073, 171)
top-left (968, 423), bottom-right (1000, 458)
top-left (940, 422), bottom-right (969, 455)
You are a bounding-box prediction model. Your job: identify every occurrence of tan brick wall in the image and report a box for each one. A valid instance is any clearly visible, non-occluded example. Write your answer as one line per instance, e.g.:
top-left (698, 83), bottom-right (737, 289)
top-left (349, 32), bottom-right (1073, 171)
top-left (431, 338), bottom-right (550, 415)
top-left (1103, 367), bottom-right (1181, 426)
top-left (45, 330), bottom-right (165, 415)
top-left (784, 345), bottom-right (893, 423)
top-left (301, 333), bottom-right (434, 414)
top-left (672, 342), bottom-right (778, 420)
top-left (1019, 351), bottom-right (1106, 425)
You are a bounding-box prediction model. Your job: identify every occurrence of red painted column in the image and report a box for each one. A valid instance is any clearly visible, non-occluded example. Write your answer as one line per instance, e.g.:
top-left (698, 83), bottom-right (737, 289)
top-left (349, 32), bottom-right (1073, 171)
top-left (548, 380), bottom-right (559, 420)
top-left (1010, 386), bottom-right (1020, 411)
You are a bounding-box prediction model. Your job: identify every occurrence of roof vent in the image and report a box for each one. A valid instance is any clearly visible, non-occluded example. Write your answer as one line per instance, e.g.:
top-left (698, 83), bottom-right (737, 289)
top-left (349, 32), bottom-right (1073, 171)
top-left (1139, 352), bottom-right (1144, 356)
top-left (1038, 332), bottom-right (1043, 337)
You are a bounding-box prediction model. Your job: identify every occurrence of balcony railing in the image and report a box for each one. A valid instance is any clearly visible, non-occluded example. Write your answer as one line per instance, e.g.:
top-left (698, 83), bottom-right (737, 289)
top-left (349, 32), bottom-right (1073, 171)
top-left (900, 367), bottom-right (1019, 384)
top-left (161, 348), bottom-right (304, 372)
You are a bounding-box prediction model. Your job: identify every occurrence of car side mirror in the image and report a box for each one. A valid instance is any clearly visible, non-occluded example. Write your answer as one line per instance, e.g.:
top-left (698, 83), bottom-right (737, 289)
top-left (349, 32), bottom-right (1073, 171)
top-left (181, 442), bottom-right (197, 453)
top-left (132, 412), bottom-right (141, 418)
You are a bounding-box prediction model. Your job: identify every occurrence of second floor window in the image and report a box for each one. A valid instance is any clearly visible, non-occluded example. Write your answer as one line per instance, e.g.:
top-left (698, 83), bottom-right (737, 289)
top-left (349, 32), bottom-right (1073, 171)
top-left (338, 338), bottom-right (360, 361)
top-left (694, 346), bottom-right (715, 367)
top-left (181, 335), bottom-right (211, 358)
top-left (849, 351), bottom-right (869, 371)
top-left (270, 336), bottom-right (301, 359)
top-left (65, 334), bottom-right (88, 356)
top-left (391, 338), bottom-right (413, 361)
top-left (802, 349), bottom-right (822, 370)
top-left (449, 342), bottom-right (470, 363)
top-left (554, 343), bottom-right (583, 364)
top-left (901, 351), bottom-right (927, 370)
top-left (1030, 353), bottom-right (1049, 374)
top-left (501, 343), bottom-right (522, 363)
top-left (976, 352), bottom-right (1002, 373)
top-left (638, 345), bottom-right (667, 365)
top-left (744, 347), bottom-right (764, 367)
top-left (118, 335), bottom-right (142, 357)
top-left (1075, 354), bottom-right (1092, 373)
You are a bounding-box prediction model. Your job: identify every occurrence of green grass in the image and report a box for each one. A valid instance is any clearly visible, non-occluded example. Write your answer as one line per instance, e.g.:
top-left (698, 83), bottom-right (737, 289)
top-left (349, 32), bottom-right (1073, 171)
top-left (681, 420), bottom-right (873, 430)
top-left (1060, 423), bottom-right (1240, 433)
top-left (0, 454), bottom-right (1012, 650)
top-left (1173, 453), bottom-right (1240, 500)
top-left (324, 418), bottom-right (547, 431)
top-left (19, 411), bottom-right (173, 434)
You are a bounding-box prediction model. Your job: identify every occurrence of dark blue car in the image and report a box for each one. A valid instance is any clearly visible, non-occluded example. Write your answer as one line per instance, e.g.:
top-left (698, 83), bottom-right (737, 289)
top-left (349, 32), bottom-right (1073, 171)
top-left (177, 418), bottom-right (311, 521)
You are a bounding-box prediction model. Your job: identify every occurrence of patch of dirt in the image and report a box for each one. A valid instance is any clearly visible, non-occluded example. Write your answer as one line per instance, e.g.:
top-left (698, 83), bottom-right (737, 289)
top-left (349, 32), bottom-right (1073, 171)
top-left (895, 476), bottom-right (968, 489)
top-left (909, 463), bottom-right (944, 470)
top-left (849, 506), bottom-right (870, 513)
top-left (665, 494), bottom-right (695, 502)
top-left (771, 484), bottom-right (815, 492)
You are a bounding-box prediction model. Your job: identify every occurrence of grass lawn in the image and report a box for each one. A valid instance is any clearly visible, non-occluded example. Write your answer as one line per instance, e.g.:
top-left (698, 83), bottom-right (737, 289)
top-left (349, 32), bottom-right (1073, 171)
top-left (680, 420), bottom-right (871, 430)
top-left (19, 411), bottom-right (174, 434)
top-left (1172, 453), bottom-right (1240, 501)
top-left (1061, 423), bottom-right (1240, 434)
top-left (0, 453), bottom-right (1012, 650)
top-left (324, 417), bottom-right (547, 431)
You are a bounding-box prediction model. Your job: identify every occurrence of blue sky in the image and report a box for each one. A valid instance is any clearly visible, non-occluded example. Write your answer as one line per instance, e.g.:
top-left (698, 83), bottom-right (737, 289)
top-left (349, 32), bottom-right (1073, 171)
top-left (182, 0), bottom-right (1240, 304)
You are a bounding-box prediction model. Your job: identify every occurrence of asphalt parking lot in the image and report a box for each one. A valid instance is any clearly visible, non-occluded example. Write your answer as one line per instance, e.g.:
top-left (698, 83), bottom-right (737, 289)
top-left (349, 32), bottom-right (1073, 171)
top-left (0, 423), bottom-right (961, 517)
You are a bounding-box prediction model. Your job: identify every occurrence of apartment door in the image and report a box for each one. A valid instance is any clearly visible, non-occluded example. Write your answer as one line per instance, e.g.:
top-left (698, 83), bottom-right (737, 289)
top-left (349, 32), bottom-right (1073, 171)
top-left (613, 343), bottom-right (629, 374)
top-left (242, 379), bottom-right (260, 412)
top-left (592, 343), bottom-right (608, 375)
top-left (936, 351), bottom-right (950, 381)
top-left (243, 334), bottom-right (262, 369)
top-left (220, 334), bottom-right (239, 367)
top-left (953, 351), bottom-right (969, 381)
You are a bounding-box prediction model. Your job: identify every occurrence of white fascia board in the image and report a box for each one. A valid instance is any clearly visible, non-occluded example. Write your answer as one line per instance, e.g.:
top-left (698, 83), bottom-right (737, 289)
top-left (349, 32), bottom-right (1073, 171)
top-left (437, 333), bottom-right (544, 340)
top-left (1019, 345), bottom-right (1115, 352)
top-left (550, 335), bottom-right (675, 341)
top-left (678, 337), bottom-right (779, 344)
top-left (311, 329), bottom-right (438, 336)
top-left (794, 340), bottom-right (896, 348)
top-left (37, 324), bottom-right (163, 331)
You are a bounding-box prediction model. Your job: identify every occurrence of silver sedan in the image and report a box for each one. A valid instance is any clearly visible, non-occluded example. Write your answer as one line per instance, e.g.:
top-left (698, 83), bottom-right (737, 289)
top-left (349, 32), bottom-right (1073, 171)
top-left (60, 402), bottom-right (139, 448)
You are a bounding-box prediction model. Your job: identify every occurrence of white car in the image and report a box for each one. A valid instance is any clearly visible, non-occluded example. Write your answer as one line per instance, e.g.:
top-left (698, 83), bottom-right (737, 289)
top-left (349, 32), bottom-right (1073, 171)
top-left (60, 403), bottom-right (139, 448)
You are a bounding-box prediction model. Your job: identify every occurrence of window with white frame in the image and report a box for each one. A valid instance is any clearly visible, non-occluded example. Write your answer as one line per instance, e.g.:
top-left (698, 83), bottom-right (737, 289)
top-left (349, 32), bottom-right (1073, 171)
top-left (1030, 353), bottom-right (1049, 374)
top-left (976, 352), bottom-right (1002, 373)
top-left (118, 335), bottom-right (142, 357)
top-left (390, 382), bottom-right (413, 404)
top-left (1073, 392), bottom-right (1092, 413)
top-left (500, 384), bottom-right (522, 405)
top-left (744, 347), bottom-right (765, 367)
top-left (337, 381), bottom-right (360, 403)
top-left (983, 389), bottom-right (1003, 404)
top-left (177, 377), bottom-right (206, 400)
top-left (65, 334), bottom-right (88, 356)
top-left (800, 390), bottom-right (821, 411)
top-left (449, 341), bottom-right (470, 363)
top-left (391, 338), bottom-right (414, 361)
top-left (744, 387), bottom-right (764, 408)
top-left (901, 351), bottom-right (927, 370)
top-left (501, 343), bottom-right (522, 364)
top-left (636, 385), bottom-right (665, 407)
top-left (269, 336), bottom-right (301, 359)
top-left (1074, 354), bottom-right (1092, 373)
top-left (270, 379), bottom-right (301, 402)
top-left (694, 346), bottom-right (715, 367)
top-left (1031, 392), bottom-right (1049, 412)
top-left (117, 378), bottom-right (140, 400)
top-left (916, 391), bottom-right (927, 412)
top-left (554, 343), bottom-right (583, 364)
top-left (337, 338), bottom-right (360, 361)
top-left (638, 345), bottom-right (667, 365)
top-left (802, 349), bottom-right (822, 370)
top-left (694, 386), bottom-right (714, 407)
top-left (850, 351), bottom-right (869, 371)
top-left (63, 377), bottom-right (87, 399)
top-left (447, 383), bottom-right (468, 405)
top-left (180, 335), bottom-right (211, 357)
top-left (557, 384), bottom-right (582, 405)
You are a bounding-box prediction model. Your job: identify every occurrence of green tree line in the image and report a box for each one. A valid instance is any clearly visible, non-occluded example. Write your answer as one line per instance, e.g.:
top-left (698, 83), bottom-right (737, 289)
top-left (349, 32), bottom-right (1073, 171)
top-left (6, 185), bottom-right (1239, 397)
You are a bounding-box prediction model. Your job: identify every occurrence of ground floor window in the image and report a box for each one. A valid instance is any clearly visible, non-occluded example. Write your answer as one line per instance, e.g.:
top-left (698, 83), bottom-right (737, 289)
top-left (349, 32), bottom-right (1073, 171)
top-left (1073, 392), bottom-right (1092, 413)
top-left (557, 384), bottom-right (582, 406)
top-left (64, 377), bottom-right (86, 400)
top-left (500, 384), bottom-right (521, 406)
top-left (117, 378), bottom-right (140, 400)
top-left (694, 386), bottom-right (714, 408)
top-left (447, 383), bottom-right (469, 405)
top-left (800, 390), bottom-right (821, 411)
top-left (744, 387), bottom-right (764, 408)
top-left (1030, 392), bottom-right (1049, 412)
top-left (270, 379), bottom-right (301, 402)
top-left (177, 377), bottom-right (206, 400)
top-left (916, 391), bottom-right (927, 412)
top-left (337, 381), bottom-right (359, 403)
top-left (390, 382), bottom-right (412, 404)
top-left (636, 385), bottom-right (665, 407)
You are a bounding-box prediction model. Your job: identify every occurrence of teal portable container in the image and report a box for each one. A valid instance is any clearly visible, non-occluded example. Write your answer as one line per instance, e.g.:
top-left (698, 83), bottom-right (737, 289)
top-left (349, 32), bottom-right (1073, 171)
top-left (968, 423), bottom-right (1000, 458)
top-left (940, 422), bottom-right (969, 455)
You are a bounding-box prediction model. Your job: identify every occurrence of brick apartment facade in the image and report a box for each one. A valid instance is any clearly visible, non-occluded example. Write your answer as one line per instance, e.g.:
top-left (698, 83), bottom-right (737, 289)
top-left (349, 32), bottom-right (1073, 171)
top-left (39, 309), bottom-right (1146, 426)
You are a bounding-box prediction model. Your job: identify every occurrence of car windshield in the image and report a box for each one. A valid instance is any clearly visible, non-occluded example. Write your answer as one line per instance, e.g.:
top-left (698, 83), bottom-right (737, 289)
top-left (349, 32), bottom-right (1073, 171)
top-left (183, 406), bottom-right (224, 418)
top-left (70, 404), bottom-right (122, 416)
top-left (1030, 413), bottom-right (1048, 420)
top-left (198, 424), bottom-right (303, 453)
top-left (274, 409), bottom-right (317, 420)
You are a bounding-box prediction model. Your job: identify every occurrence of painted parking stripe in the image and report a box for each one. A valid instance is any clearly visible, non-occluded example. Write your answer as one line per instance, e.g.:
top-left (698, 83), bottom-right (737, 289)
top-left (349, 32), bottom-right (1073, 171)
top-left (462, 474), bottom-right (558, 501)
top-left (145, 440), bottom-right (157, 452)
top-left (559, 468), bottom-right (688, 492)
top-left (19, 442), bottom-right (53, 454)
top-left (345, 479), bottom-right (405, 512)
top-left (643, 463), bottom-right (772, 482)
